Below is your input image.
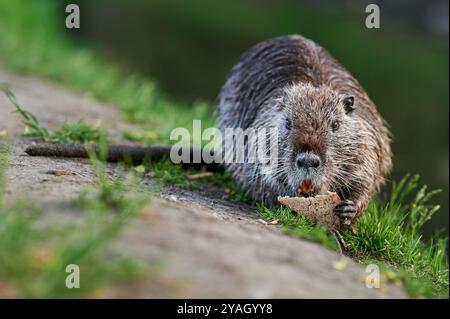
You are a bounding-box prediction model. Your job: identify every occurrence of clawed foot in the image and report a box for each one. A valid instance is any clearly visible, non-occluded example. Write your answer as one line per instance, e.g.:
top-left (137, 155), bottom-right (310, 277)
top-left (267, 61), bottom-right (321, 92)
top-left (334, 199), bottom-right (357, 226)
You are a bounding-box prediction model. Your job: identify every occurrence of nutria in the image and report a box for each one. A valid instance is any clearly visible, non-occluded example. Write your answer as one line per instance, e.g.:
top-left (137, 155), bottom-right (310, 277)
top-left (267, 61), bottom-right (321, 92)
top-left (217, 35), bottom-right (392, 225)
top-left (24, 34), bottom-right (392, 227)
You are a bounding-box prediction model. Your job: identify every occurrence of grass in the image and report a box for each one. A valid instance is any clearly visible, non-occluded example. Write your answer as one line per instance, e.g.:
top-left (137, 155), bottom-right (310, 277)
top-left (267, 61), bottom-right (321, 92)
top-left (141, 158), bottom-right (254, 203)
top-left (1, 85), bottom-right (108, 144)
top-left (2, 84), bottom-right (247, 205)
top-left (206, 170), bottom-right (253, 204)
top-left (257, 205), bottom-right (338, 250)
top-left (0, 143), bottom-right (151, 298)
top-left (140, 149), bottom-right (449, 298)
top-left (0, 0), bottom-right (214, 145)
top-left (3, 82), bottom-right (448, 297)
top-left (256, 175), bottom-right (449, 298)
top-left (144, 160), bottom-right (199, 189)
top-left (0, 0), bottom-right (447, 299)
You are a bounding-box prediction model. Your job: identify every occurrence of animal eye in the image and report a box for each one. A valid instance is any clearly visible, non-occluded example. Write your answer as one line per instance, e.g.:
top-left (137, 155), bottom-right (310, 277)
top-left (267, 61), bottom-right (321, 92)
top-left (285, 118), bottom-right (292, 130)
top-left (332, 121), bottom-right (340, 132)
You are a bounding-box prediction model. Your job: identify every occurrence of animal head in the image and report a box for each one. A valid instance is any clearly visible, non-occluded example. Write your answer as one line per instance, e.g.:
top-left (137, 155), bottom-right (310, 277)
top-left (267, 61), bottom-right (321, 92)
top-left (275, 83), bottom-right (369, 197)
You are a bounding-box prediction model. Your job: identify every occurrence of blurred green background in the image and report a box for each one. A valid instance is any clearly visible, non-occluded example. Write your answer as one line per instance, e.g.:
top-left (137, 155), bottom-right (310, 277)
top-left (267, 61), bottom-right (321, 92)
top-left (1, 0), bottom-right (448, 236)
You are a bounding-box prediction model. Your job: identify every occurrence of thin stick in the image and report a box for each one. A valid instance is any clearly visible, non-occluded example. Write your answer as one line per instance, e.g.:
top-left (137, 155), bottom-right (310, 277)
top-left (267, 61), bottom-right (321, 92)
top-left (25, 143), bottom-right (223, 171)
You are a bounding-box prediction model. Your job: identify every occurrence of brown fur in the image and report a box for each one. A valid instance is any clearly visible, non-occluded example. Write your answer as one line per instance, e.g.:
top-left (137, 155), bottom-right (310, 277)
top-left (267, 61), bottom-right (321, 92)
top-left (24, 34), bottom-right (393, 225)
top-left (217, 35), bottom-right (392, 219)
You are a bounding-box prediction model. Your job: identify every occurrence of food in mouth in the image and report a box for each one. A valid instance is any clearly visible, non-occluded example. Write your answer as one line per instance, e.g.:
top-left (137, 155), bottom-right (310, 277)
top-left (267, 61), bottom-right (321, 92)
top-left (278, 191), bottom-right (341, 231)
top-left (298, 180), bottom-right (315, 196)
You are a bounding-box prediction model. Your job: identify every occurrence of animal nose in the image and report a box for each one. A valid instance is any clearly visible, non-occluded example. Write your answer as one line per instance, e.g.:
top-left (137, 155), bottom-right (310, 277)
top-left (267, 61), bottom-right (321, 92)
top-left (296, 152), bottom-right (321, 169)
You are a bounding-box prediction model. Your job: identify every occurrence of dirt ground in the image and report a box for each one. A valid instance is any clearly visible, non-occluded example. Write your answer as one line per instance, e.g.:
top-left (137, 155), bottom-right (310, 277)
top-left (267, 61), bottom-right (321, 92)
top-left (0, 70), bottom-right (407, 298)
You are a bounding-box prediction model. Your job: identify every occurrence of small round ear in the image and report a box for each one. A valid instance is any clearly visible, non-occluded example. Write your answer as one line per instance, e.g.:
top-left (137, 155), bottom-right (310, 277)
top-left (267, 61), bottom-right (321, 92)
top-left (343, 96), bottom-right (355, 114)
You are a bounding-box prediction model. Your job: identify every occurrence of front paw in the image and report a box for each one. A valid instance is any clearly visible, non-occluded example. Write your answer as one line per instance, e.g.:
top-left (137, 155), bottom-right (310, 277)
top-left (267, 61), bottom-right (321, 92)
top-left (334, 199), bottom-right (357, 226)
